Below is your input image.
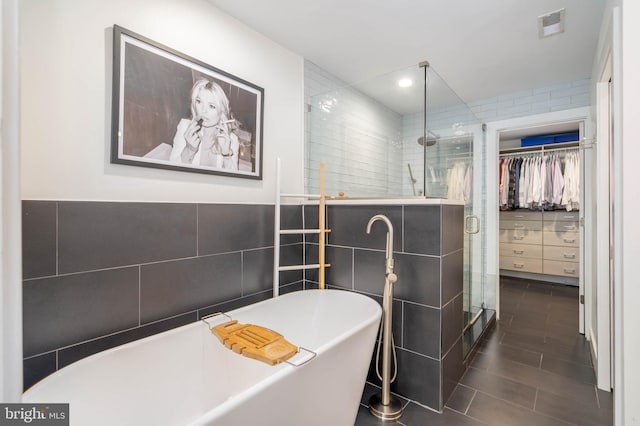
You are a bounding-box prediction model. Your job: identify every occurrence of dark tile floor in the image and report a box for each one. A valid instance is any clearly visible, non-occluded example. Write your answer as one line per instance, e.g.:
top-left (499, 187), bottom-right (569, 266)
top-left (355, 276), bottom-right (613, 425)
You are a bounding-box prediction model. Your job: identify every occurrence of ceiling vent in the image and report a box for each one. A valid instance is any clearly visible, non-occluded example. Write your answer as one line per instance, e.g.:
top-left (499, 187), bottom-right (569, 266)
top-left (538, 8), bottom-right (565, 38)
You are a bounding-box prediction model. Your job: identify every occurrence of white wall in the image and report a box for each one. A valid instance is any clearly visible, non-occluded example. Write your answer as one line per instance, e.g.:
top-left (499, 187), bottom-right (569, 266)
top-left (620, 1), bottom-right (640, 423)
top-left (1, 0), bottom-right (23, 403)
top-left (20, 0), bottom-right (304, 203)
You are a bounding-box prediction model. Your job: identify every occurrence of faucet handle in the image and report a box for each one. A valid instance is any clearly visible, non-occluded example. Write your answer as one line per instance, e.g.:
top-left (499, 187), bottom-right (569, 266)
top-left (387, 273), bottom-right (398, 284)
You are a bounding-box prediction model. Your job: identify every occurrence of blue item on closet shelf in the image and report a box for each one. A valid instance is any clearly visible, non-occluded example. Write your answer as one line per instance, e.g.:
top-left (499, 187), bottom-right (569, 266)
top-left (521, 132), bottom-right (579, 147)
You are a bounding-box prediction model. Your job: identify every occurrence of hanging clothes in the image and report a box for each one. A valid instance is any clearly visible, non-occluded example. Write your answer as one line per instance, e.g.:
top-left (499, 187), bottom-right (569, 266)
top-left (498, 148), bottom-right (580, 211)
top-left (561, 151), bottom-right (580, 211)
top-left (447, 161), bottom-right (471, 202)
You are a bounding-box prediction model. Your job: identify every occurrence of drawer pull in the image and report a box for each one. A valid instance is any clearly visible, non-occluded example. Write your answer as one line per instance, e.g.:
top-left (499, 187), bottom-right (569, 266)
top-left (563, 253), bottom-right (576, 259)
top-left (563, 238), bottom-right (576, 243)
top-left (564, 268), bottom-right (576, 274)
top-left (563, 215), bottom-right (575, 219)
top-left (514, 263), bottom-right (524, 269)
top-left (513, 249), bottom-right (524, 255)
top-left (563, 225), bottom-right (576, 230)
top-left (514, 224), bottom-right (525, 229)
top-left (514, 215), bottom-right (524, 218)
top-left (513, 235), bottom-right (524, 240)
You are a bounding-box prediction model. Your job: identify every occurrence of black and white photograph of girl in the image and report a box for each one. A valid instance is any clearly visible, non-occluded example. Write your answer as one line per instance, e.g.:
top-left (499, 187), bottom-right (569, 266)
top-left (111, 25), bottom-right (264, 179)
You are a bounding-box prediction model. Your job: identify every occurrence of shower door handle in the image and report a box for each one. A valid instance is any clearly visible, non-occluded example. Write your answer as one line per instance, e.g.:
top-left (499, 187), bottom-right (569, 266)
top-left (465, 215), bottom-right (480, 234)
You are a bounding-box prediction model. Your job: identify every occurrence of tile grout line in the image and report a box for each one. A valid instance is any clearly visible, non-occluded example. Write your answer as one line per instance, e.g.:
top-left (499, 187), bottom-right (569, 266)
top-left (464, 389), bottom-right (478, 415)
top-left (138, 265), bottom-right (141, 326)
top-left (538, 352), bottom-right (543, 369)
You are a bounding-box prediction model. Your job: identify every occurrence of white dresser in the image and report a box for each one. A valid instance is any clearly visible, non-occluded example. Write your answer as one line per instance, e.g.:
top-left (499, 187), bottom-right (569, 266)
top-left (500, 210), bottom-right (579, 282)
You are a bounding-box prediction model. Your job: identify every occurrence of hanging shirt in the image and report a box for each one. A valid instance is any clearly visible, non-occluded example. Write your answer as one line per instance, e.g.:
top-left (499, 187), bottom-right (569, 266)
top-left (518, 158), bottom-right (526, 208)
top-left (551, 154), bottom-right (565, 205)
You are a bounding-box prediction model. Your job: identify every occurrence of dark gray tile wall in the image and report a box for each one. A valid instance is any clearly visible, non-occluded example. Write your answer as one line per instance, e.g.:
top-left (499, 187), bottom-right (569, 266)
top-left (23, 199), bottom-right (463, 409)
top-left (57, 202), bottom-right (197, 274)
top-left (306, 203), bottom-right (464, 411)
top-left (442, 292), bottom-right (464, 356)
top-left (327, 205), bottom-right (402, 250)
top-left (442, 338), bottom-right (465, 410)
top-left (442, 249), bottom-right (464, 305)
top-left (403, 302), bottom-right (440, 359)
top-left (23, 267), bottom-right (140, 357)
top-left (198, 204), bottom-right (275, 254)
top-left (393, 348), bottom-right (441, 410)
top-left (403, 205), bottom-right (442, 255)
top-left (442, 205), bottom-right (464, 255)
top-left (139, 253), bottom-right (242, 324)
top-left (22, 201), bottom-right (57, 279)
top-left (22, 201), bottom-right (300, 390)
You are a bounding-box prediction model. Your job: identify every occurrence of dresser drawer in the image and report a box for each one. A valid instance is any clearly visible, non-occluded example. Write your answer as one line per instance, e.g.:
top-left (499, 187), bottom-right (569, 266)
top-left (500, 229), bottom-right (543, 245)
top-left (543, 231), bottom-right (579, 247)
top-left (544, 260), bottom-right (580, 277)
top-left (544, 211), bottom-right (580, 222)
top-left (500, 243), bottom-right (542, 259)
top-left (501, 220), bottom-right (543, 231)
top-left (500, 210), bottom-right (543, 221)
top-left (543, 221), bottom-right (579, 232)
top-left (544, 245), bottom-right (579, 261)
top-left (500, 256), bottom-right (543, 273)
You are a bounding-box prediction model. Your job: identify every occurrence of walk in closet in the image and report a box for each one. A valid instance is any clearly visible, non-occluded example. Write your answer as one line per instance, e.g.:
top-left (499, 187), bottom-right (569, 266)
top-left (498, 134), bottom-right (581, 286)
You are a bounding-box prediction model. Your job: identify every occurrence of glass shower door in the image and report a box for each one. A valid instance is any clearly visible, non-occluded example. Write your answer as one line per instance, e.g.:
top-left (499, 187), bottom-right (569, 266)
top-left (462, 125), bottom-right (490, 357)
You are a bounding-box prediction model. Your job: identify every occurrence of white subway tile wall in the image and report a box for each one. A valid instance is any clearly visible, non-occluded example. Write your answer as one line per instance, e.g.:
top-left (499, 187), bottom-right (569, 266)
top-left (304, 61), bottom-right (403, 198)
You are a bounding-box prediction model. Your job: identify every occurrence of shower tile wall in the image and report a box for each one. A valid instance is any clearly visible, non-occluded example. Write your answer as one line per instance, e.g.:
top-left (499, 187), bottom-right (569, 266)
top-left (304, 61), bottom-right (404, 198)
top-left (304, 203), bottom-right (465, 411)
top-left (22, 201), bottom-right (302, 390)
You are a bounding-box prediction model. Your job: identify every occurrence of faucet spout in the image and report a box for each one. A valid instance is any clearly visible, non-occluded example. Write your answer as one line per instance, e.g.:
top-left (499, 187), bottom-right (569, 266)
top-left (366, 214), bottom-right (394, 262)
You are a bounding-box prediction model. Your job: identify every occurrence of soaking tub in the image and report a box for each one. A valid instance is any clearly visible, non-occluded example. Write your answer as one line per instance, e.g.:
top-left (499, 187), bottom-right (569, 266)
top-left (23, 289), bottom-right (382, 426)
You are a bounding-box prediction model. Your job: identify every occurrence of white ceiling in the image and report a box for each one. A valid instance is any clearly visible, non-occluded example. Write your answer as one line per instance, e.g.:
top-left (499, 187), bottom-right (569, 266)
top-left (206, 0), bottom-right (606, 115)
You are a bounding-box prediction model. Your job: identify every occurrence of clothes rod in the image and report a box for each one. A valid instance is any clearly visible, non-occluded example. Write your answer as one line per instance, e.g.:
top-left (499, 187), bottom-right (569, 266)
top-left (499, 144), bottom-right (581, 157)
top-left (499, 137), bottom-right (597, 153)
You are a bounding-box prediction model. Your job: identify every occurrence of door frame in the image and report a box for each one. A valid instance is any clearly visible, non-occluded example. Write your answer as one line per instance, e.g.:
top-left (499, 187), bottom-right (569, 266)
top-left (485, 107), bottom-right (591, 329)
top-left (595, 51), bottom-right (613, 392)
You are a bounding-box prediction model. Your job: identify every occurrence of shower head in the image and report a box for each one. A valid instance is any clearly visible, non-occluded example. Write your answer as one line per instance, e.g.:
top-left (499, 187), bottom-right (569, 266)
top-left (417, 130), bottom-right (439, 146)
top-left (417, 136), bottom-right (437, 146)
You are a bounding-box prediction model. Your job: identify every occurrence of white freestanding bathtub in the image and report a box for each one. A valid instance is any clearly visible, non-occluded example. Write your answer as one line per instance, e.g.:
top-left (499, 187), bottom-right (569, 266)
top-left (23, 289), bottom-right (382, 426)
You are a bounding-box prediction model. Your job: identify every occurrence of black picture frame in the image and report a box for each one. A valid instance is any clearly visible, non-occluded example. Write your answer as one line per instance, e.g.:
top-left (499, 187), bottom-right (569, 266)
top-left (111, 25), bottom-right (264, 179)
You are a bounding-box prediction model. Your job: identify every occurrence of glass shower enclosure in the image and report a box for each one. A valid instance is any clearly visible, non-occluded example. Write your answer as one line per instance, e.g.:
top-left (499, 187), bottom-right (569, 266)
top-left (305, 61), bottom-right (492, 356)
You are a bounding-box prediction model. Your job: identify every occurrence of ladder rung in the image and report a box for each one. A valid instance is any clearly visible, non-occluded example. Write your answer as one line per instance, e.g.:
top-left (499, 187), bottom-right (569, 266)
top-left (280, 193), bottom-right (321, 199)
top-left (279, 229), bottom-right (331, 235)
top-left (278, 264), bottom-right (330, 271)
top-left (280, 229), bottom-right (320, 235)
top-left (279, 264), bottom-right (320, 271)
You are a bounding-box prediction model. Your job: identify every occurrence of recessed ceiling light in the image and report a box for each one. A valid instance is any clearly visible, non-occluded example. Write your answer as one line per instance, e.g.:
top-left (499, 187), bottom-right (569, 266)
top-left (538, 8), bottom-right (565, 38)
top-left (398, 78), bottom-right (413, 88)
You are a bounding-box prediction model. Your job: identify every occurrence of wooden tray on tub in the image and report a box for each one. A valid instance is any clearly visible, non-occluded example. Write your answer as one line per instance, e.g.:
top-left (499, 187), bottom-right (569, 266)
top-left (211, 320), bottom-right (298, 366)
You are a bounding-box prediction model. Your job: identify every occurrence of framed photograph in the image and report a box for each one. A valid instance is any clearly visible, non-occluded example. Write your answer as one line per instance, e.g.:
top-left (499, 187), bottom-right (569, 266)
top-left (111, 25), bottom-right (264, 179)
